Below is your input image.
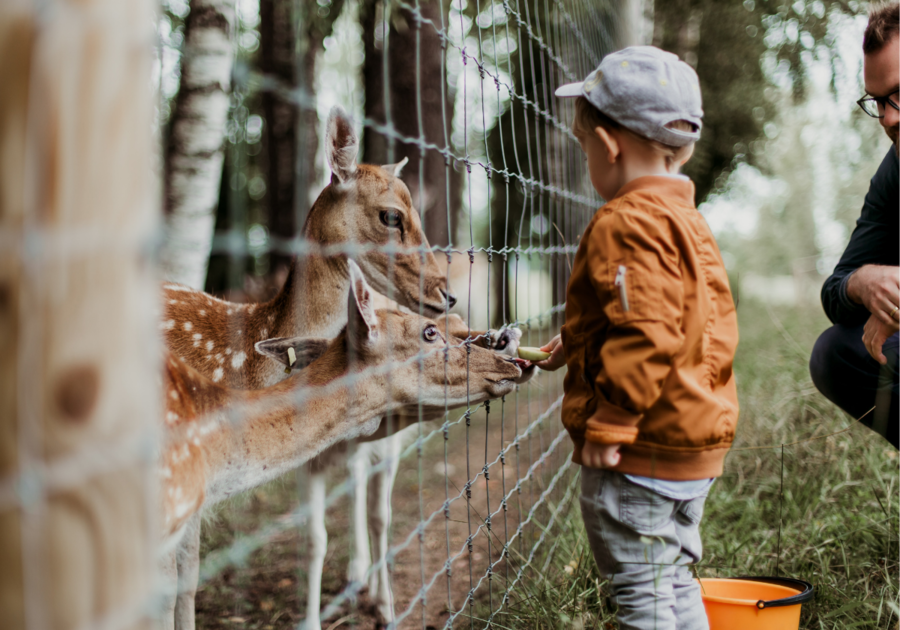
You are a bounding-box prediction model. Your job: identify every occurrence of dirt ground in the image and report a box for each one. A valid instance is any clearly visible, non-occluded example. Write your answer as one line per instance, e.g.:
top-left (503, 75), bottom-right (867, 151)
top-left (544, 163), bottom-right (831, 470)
top-left (195, 368), bottom-right (576, 629)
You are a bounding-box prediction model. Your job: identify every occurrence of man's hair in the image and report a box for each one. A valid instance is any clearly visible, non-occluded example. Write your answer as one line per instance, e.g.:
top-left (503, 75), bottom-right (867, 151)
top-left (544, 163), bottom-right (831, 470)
top-left (863, 2), bottom-right (899, 55)
top-left (572, 97), bottom-right (694, 167)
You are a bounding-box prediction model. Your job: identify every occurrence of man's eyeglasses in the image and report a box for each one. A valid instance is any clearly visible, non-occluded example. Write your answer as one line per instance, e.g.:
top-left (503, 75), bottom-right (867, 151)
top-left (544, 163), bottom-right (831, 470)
top-left (857, 90), bottom-right (900, 118)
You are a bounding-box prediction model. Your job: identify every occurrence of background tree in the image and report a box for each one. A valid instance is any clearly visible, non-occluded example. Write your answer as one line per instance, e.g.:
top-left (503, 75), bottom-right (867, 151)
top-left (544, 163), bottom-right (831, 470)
top-left (161, 0), bottom-right (238, 289)
top-left (359, 0), bottom-right (462, 250)
top-left (652, 0), bottom-right (852, 203)
top-left (258, 0), bottom-right (347, 281)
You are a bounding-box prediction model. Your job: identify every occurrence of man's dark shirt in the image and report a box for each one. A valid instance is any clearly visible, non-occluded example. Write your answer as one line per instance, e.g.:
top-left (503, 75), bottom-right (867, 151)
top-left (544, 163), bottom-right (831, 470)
top-left (821, 147), bottom-right (899, 326)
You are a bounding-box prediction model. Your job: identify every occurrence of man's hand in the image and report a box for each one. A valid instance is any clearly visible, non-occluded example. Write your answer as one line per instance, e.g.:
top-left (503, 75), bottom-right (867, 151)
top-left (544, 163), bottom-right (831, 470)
top-left (582, 440), bottom-right (621, 468)
top-left (862, 312), bottom-right (899, 365)
top-left (534, 334), bottom-right (566, 371)
top-left (847, 264), bottom-right (900, 327)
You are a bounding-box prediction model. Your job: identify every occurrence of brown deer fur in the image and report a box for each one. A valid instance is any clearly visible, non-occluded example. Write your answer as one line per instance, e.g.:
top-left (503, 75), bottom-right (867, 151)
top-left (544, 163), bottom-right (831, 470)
top-left (158, 265), bottom-right (522, 543)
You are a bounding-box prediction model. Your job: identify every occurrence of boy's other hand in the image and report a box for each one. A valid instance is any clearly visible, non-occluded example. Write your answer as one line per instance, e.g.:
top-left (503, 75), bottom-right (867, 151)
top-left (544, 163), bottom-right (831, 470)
top-left (535, 334), bottom-right (566, 371)
top-left (581, 440), bottom-right (621, 469)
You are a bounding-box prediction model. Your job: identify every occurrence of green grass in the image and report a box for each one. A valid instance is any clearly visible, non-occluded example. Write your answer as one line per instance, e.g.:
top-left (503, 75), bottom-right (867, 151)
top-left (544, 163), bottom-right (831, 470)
top-left (483, 299), bottom-right (899, 629)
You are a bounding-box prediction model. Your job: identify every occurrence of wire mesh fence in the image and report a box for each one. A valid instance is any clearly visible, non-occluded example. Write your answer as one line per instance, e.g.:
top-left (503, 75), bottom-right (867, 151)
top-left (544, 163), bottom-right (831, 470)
top-left (4, 0), bottom-right (898, 629)
top-left (166, 0), bottom-right (620, 627)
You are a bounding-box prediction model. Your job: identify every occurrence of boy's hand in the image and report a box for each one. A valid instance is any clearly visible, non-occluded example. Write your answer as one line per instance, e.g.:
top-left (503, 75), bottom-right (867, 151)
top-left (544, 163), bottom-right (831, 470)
top-left (535, 334), bottom-right (566, 371)
top-left (581, 440), bottom-right (621, 469)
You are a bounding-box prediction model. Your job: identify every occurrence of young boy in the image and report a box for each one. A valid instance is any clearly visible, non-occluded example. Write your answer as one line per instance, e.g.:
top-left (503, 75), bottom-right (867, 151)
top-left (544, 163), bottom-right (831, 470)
top-left (536, 46), bottom-right (739, 630)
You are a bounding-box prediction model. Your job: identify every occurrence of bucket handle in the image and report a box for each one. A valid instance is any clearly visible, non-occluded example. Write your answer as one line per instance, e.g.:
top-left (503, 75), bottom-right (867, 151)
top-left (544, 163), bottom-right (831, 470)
top-left (735, 576), bottom-right (815, 609)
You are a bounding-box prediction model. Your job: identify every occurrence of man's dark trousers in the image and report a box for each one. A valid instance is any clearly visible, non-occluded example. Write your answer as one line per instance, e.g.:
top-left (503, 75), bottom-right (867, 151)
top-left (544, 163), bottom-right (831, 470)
top-left (810, 325), bottom-right (899, 447)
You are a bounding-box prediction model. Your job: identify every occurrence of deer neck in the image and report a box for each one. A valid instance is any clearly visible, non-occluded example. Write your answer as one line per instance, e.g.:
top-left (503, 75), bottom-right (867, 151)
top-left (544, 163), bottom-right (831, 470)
top-left (265, 253), bottom-right (350, 341)
top-left (199, 366), bottom-right (387, 505)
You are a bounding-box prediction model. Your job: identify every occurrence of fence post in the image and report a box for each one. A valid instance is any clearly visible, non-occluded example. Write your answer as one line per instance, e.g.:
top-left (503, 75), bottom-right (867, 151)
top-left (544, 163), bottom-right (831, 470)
top-left (0, 0), bottom-right (159, 629)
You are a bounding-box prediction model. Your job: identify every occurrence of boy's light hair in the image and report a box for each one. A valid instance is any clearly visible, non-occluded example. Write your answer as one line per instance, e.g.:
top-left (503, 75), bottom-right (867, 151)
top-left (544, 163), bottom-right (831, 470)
top-left (573, 96), bottom-right (695, 167)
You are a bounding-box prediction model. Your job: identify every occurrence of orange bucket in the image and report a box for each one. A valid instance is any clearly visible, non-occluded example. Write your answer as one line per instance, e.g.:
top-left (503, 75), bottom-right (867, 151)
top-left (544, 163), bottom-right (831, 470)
top-left (697, 576), bottom-right (814, 630)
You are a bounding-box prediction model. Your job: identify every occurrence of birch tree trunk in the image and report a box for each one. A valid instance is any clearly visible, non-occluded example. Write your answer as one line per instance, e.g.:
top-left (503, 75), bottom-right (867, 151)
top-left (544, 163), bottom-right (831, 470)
top-left (0, 0), bottom-right (158, 628)
top-left (161, 0), bottom-right (237, 289)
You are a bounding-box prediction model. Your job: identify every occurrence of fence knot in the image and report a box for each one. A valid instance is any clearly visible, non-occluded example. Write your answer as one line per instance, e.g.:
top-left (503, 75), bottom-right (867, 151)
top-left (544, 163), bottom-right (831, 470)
top-left (464, 480), bottom-right (472, 498)
top-left (482, 464), bottom-right (489, 480)
top-left (501, 498), bottom-right (507, 511)
top-left (445, 560), bottom-right (452, 577)
top-left (467, 247), bottom-right (475, 264)
top-left (443, 500), bottom-right (451, 518)
top-left (466, 536), bottom-right (474, 552)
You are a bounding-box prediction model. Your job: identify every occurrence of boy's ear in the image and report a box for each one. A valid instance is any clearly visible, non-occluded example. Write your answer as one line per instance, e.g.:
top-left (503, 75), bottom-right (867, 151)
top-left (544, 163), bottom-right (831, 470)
top-left (593, 126), bottom-right (620, 163)
top-left (678, 143), bottom-right (695, 167)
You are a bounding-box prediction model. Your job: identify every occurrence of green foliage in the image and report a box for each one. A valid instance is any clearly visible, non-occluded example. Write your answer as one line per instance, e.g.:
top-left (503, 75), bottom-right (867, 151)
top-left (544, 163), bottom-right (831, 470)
top-left (653, 0), bottom-right (860, 203)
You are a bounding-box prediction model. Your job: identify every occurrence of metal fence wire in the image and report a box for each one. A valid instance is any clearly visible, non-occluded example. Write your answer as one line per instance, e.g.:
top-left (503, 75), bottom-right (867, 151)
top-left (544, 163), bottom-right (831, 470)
top-left (5, 0), bottom-right (898, 629)
top-left (157, 0), bottom-right (619, 627)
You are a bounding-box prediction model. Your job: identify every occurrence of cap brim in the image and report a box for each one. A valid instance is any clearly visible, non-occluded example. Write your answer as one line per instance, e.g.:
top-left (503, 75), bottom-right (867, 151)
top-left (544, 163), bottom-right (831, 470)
top-left (554, 82), bottom-right (583, 98)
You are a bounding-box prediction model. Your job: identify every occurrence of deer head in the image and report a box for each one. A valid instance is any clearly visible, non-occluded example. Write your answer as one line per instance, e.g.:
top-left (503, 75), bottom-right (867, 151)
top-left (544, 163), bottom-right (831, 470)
top-left (256, 261), bottom-right (521, 413)
top-left (303, 106), bottom-right (454, 318)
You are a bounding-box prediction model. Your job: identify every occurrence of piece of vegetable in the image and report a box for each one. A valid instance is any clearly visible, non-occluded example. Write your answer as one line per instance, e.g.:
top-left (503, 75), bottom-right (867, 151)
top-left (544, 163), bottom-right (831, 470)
top-left (517, 346), bottom-right (551, 361)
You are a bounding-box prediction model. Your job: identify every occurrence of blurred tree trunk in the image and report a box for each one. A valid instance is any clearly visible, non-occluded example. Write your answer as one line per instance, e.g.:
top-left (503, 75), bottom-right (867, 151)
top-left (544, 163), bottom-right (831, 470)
top-left (259, 0), bottom-right (345, 284)
top-left (161, 0), bottom-right (237, 289)
top-left (0, 0), bottom-right (158, 627)
top-left (360, 0), bottom-right (461, 250)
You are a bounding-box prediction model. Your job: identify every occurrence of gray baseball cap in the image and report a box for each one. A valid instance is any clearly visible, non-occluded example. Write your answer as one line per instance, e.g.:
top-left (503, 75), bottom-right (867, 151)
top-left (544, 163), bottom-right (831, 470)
top-left (555, 46), bottom-right (703, 147)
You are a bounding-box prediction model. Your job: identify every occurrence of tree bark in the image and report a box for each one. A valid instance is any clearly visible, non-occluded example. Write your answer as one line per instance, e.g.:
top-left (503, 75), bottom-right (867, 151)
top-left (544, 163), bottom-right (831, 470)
top-left (0, 0), bottom-right (158, 628)
top-left (161, 0), bottom-right (237, 289)
top-left (360, 0), bottom-right (461, 249)
top-left (259, 0), bottom-right (346, 282)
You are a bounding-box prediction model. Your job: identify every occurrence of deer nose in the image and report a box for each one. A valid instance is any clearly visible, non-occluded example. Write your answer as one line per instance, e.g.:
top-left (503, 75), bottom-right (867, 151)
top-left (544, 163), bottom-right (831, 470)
top-left (440, 288), bottom-right (457, 309)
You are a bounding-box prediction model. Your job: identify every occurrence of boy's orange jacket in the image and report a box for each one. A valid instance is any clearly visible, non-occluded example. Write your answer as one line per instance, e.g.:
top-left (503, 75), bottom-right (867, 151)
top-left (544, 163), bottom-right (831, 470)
top-left (561, 176), bottom-right (739, 480)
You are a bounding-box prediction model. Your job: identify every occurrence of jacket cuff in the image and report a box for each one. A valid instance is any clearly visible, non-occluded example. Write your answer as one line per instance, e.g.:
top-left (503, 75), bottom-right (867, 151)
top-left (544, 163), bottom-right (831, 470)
top-left (838, 273), bottom-right (858, 313)
top-left (584, 401), bottom-right (642, 445)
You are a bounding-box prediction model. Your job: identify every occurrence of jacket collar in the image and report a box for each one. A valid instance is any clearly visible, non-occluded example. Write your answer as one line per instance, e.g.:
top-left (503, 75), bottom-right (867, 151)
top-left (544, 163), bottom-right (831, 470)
top-left (611, 175), bottom-right (696, 208)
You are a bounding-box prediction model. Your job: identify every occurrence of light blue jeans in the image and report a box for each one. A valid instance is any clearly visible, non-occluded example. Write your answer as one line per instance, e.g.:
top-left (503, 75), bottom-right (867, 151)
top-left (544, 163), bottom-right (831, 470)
top-left (579, 467), bottom-right (710, 630)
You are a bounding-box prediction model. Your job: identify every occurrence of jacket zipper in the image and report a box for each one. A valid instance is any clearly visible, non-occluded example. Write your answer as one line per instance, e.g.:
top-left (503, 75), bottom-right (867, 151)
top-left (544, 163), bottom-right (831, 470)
top-left (614, 265), bottom-right (630, 312)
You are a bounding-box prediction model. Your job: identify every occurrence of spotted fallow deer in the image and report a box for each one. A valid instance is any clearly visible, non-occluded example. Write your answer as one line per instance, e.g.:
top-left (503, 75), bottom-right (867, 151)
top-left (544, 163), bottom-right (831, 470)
top-left (158, 105), bottom-right (516, 629)
top-left (161, 105), bottom-right (455, 392)
top-left (158, 263), bottom-right (526, 629)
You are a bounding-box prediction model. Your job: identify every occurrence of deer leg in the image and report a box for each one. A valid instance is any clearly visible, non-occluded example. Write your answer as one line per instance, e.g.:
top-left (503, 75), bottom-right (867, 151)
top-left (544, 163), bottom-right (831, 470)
top-left (367, 437), bottom-right (401, 626)
top-left (346, 444), bottom-right (372, 587)
top-left (158, 548), bottom-right (178, 630)
top-left (304, 471), bottom-right (327, 630)
top-left (173, 514), bottom-right (201, 630)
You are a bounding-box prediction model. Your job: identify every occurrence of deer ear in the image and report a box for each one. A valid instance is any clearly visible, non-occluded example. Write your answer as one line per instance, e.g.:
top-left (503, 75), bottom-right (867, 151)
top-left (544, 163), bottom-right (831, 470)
top-left (347, 259), bottom-right (378, 349)
top-left (381, 156), bottom-right (409, 178)
top-left (254, 337), bottom-right (330, 369)
top-left (325, 106), bottom-right (359, 185)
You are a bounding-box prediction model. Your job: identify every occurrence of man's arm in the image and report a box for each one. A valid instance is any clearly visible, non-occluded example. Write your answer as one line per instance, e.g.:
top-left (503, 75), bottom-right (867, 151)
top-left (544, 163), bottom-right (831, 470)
top-left (821, 147), bottom-right (899, 326)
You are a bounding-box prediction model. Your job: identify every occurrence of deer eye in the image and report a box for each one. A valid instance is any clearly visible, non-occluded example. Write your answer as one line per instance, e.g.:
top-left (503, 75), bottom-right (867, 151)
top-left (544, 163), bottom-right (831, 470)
top-left (423, 325), bottom-right (440, 343)
top-left (379, 210), bottom-right (402, 228)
